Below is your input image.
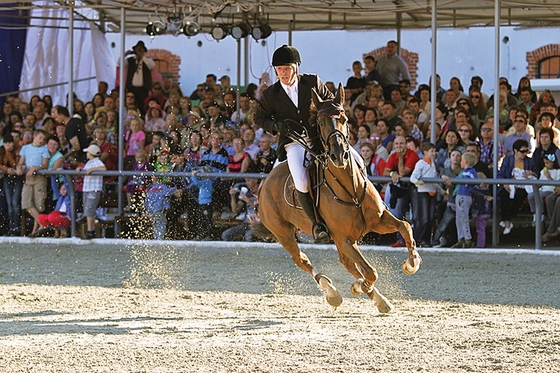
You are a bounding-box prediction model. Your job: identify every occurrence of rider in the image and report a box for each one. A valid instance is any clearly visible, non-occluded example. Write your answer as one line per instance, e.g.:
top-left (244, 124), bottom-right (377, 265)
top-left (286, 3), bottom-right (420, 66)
top-left (254, 44), bottom-right (333, 243)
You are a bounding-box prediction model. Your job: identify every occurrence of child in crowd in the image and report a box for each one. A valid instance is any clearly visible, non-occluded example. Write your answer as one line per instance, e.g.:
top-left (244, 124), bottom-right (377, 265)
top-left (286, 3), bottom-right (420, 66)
top-left (124, 149), bottom-right (151, 212)
top-left (452, 152), bottom-right (478, 248)
top-left (190, 166), bottom-right (215, 240)
top-left (16, 129), bottom-right (50, 235)
top-left (76, 144), bottom-right (107, 240)
top-left (35, 182), bottom-right (72, 238)
top-left (471, 173), bottom-right (494, 248)
top-left (410, 142), bottom-right (441, 247)
top-left (144, 177), bottom-right (177, 240)
top-left (124, 117), bottom-right (145, 170)
top-left (528, 153), bottom-right (560, 226)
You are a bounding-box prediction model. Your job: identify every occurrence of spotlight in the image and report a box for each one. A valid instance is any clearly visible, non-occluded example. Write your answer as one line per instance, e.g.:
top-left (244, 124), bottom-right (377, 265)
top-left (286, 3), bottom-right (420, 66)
top-left (231, 21), bottom-right (251, 40)
top-left (211, 24), bottom-right (229, 41)
top-left (153, 20), bottom-right (167, 35)
top-left (251, 24), bottom-right (272, 40)
top-left (181, 21), bottom-right (200, 37)
top-left (167, 13), bottom-right (183, 33)
top-left (145, 22), bottom-right (155, 36)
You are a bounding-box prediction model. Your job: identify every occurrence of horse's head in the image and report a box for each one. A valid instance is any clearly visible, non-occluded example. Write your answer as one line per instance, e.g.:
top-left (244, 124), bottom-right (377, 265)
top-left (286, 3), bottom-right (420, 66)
top-left (312, 82), bottom-right (350, 168)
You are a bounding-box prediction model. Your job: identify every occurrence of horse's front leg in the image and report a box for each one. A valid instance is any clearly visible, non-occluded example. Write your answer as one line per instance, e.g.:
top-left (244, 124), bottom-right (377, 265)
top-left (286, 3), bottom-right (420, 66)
top-left (332, 237), bottom-right (394, 314)
top-left (276, 229), bottom-right (342, 308)
top-left (373, 210), bottom-right (422, 275)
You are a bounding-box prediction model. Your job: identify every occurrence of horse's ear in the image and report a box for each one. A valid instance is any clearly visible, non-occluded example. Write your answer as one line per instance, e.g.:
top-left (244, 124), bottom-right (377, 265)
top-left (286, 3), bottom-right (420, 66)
top-left (335, 82), bottom-right (345, 105)
top-left (312, 88), bottom-right (322, 110)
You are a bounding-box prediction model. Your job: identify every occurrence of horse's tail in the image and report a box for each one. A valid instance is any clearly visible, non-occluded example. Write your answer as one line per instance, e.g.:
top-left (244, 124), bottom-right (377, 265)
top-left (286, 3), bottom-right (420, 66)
top-left (250, 220), bottom-right (276, 240)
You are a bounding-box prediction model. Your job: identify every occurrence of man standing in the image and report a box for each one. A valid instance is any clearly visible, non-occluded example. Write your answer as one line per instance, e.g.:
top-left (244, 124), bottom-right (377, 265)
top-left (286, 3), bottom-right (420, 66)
top-left (124, 41), bottom-right (155, 116)
top-left (364, 55), bottom-right (381, 84)
top-left (52, 105), bottom-right (88, 160)
top-left (254, 44), bottom-right (335, 243)
top-left (375, 40), bottom-right (411, 100)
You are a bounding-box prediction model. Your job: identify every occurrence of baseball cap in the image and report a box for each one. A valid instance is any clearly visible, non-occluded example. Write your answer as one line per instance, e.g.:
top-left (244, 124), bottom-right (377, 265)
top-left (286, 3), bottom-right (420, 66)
top-left (219, 75), bottom-right (230, 81)
top-left (83, 144), bottom-right (101, 156)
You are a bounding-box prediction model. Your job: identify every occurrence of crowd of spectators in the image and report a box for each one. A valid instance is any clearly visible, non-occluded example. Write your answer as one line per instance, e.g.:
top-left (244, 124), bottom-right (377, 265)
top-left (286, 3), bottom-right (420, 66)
top-left (1, 39), bottom-right (559, 245)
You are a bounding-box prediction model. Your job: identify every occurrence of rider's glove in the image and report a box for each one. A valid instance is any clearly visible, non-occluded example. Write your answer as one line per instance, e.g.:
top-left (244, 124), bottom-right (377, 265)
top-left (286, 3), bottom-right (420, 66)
top-left (274, 120), bottom-right (289, 137)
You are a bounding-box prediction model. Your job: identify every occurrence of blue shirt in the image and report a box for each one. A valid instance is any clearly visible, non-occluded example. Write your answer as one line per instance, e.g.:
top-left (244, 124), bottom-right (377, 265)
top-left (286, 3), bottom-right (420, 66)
top-left (145, 183), bottom-right (176, 213)
top-left (456, 166), bottom-right (478, 196)
top-left (20, 143), bottom-right (49, 167)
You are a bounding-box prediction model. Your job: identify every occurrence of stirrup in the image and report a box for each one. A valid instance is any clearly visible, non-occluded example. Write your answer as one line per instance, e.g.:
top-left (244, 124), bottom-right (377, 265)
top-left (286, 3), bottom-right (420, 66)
top-left (313, 223), bottom-right (330, 244)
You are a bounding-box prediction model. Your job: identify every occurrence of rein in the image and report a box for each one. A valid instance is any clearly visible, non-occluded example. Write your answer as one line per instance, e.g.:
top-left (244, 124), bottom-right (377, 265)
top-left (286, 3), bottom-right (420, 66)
top-left (315, 104), bottom-right (369, 238)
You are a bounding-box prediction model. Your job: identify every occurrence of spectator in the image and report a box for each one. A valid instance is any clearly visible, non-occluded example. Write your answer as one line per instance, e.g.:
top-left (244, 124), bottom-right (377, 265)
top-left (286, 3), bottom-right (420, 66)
top-left (432, 148), bottom-right (463, 247)
top-left (465, 142), bottom-right (491, 178)
top-left (436, 129), bottom-right (465, 172)
top-left (144, 104), bottom-right (166, 134)
top-left (364, 55), bottom-right (381, 85)
top-left (537, 112), bottom-right (560, 148)
top-left (222, 176), bottom-right (260, 242)
top-left (532, 127), bottom-right (560, 177)
top-left (145, 177), bottom-right (177, 240)
top-left (360, 142), bottom-right (386, 192)
top-left (0, 134), bottom-right (23, 236)
top-left (16, 129), bottom-right (50, 235)
top-left (504, 113), bottom-right (535, 157)
top-left (383, 135), bottom-right (420, 247)
top-left (451, 152), bottom-right (479, 248)
top-left (469, 86), bottom-right (488, 121)
top-left (497, 139), bottom-right (535, 235)
top-left (143, 82), bottom-right (168, 115)
top-left (354, 124), bottom-right (371, 151)
top-left (122, 41), bottom-right (155, 115)
top-left (124, 117), bottom-right (146, 170)
top-left (476, 119), bottom-right (505, 170)
top-left (254, 133), bottom-right (276, 174)
top-left (124, 149), bottom-right (151, 212)
top-left (529, 153), bottom-right (560, 227)
top-left (376, 118), bottom-right (394, 154)
top-left (530, 89), bottom-right (555, 125)
top-left (190, 166), bottom-right (216, 240)
top-left (34, 182), bottom-right (71, 238)
top-left (410, 142), bottom-right (440, 246)
top-left (380, 101), bottom-right (401, 132)
top-left (52, 105), bottom-right (88, 161)
top-left (242, 128), bottom-right (259, 159)
top-left (228, 137), bottom-right (251, 176)
top-left (76, 144), bottom-right (107, 240)
top-left (375, 40), bottom-right (411, 100)
top-left (471, 173), bottom-right (494, 248)
top-left (346, 61), bottom-right (366, 106)
top-left (231, 93), bottom-right (252, 125)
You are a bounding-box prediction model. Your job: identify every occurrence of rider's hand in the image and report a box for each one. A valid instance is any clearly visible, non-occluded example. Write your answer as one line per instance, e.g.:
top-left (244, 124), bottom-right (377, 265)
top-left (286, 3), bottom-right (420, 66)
top-left (274, 120), bottom-right (289, 137)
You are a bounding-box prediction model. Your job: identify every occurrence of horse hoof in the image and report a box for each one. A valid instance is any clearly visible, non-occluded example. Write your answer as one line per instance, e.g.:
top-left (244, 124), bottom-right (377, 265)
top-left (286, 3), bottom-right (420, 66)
top-left (402, 259), bottom-right (419, 275)
top-left (368, 287), bottom-right (395, 314)
top-left (350, 279), bottom-right (364, 296)
top-left (317, 276), bottom-right (343, 308)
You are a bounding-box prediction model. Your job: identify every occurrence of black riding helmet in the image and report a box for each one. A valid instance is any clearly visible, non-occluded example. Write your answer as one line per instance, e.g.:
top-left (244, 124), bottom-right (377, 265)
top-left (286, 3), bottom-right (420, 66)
top-left (272, 44), bottom-right (301, 66)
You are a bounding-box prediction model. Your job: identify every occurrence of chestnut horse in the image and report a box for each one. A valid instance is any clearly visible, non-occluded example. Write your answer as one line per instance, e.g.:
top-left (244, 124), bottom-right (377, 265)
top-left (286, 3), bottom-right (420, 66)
top-left (255, 83), bottom-right (421, 313)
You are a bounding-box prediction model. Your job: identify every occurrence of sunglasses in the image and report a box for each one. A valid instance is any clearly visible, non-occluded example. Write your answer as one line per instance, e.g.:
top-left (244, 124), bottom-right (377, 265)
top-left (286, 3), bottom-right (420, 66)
top-left (459, 129), bottom-right (470, 133)
top-left (518, 149), bottom-right (529, 154)
top-left (481, 128), bottom-right (492, 132)
top-left (514, 119), bottom-right (526, 124)
top-left (471, 95), bottom-right (481, 99)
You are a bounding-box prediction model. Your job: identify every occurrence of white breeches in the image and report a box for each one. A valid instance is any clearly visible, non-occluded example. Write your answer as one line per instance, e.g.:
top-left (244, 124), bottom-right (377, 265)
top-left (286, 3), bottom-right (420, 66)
top-left (285, 141), bottom-right (365, 193)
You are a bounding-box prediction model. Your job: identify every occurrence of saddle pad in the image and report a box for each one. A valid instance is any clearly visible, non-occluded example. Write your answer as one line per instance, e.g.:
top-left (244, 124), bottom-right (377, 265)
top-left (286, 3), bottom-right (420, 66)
top-left (284, 175), bottom-right (301, 209)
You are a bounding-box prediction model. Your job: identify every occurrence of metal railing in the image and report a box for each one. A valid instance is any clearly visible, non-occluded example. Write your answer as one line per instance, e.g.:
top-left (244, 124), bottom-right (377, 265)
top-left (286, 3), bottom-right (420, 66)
top-left (31, 169), bottom-right (557, 249)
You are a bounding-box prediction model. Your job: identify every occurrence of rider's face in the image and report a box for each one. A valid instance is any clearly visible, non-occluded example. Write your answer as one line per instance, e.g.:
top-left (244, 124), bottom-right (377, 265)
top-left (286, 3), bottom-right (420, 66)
top-left (275, 65), bottom-right (297, 86)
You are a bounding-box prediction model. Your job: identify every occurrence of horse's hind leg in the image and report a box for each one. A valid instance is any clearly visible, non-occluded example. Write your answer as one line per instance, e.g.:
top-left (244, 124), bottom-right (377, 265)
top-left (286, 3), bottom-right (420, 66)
top-left (275, 228), bottom-right (342, 308)
top-left (373, 210), bottom-right (422, 274)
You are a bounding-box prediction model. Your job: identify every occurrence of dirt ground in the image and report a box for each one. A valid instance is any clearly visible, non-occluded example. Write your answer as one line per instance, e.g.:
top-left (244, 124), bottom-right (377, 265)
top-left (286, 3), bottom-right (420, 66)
top-left (0, 238), bottom-right (559, 373)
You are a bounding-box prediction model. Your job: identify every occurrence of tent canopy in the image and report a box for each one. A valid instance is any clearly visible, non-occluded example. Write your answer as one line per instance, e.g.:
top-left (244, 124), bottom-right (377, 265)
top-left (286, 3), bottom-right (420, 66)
top-left (1, 1), bottom-right (560, 34)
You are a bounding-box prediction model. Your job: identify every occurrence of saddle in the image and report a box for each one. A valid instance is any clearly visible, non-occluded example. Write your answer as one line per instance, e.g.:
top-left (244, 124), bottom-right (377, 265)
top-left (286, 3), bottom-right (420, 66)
top-left (284, 159), bottom-right (323, 209)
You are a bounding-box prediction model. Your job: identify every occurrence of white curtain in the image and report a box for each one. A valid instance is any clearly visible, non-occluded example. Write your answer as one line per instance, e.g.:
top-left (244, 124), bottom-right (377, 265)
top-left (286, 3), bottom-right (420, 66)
top-left (20, 1), bottom-right (115, 107)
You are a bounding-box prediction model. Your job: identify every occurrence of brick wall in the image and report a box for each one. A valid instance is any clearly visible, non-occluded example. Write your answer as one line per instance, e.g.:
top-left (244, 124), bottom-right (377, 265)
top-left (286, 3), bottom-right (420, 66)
top-left (526, 44), bottom-right (560, 79)
top-left (363, 47), bottom-right (419, 89)
top-left (146, 49), bottom-right (181, 84)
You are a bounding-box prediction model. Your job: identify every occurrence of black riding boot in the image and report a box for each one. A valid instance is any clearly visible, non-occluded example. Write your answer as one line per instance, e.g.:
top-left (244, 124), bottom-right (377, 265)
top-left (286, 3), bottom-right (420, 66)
top-left (297, 190), bottom-right (330, 244)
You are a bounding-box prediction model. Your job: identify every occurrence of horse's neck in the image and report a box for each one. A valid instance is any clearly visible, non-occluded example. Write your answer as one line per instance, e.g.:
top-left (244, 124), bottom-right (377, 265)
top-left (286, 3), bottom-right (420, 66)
top-left (325, 156), bottom-right (363, 188)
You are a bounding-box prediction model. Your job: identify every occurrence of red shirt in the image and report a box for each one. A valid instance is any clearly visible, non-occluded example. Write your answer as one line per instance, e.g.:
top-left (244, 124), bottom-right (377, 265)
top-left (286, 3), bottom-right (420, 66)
top-left (385, 148), bottom-right (420, 175)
